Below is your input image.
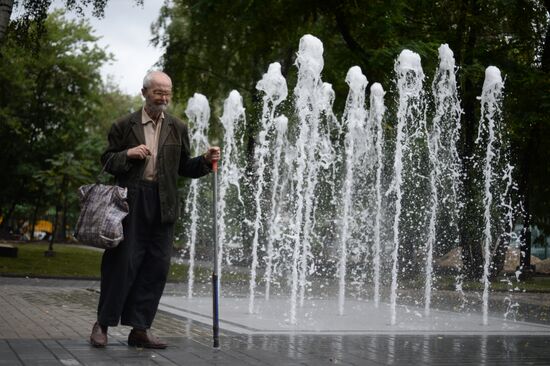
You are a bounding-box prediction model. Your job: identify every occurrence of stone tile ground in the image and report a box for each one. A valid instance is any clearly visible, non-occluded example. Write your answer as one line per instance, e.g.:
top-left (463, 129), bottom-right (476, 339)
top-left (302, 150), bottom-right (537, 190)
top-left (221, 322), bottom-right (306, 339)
top-left (1, 277), bottom-right (549, 365)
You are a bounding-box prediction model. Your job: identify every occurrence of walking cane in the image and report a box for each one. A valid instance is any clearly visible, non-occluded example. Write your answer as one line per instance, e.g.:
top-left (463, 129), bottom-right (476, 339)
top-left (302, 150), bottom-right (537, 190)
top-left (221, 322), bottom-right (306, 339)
top-left (211, 156), bottom-right (220, 349)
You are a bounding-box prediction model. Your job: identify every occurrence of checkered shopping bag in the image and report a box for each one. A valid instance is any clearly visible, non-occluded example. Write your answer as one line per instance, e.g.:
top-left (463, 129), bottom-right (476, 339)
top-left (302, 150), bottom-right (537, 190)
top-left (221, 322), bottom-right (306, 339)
top-left (74, 182), bottom-right (129, 249)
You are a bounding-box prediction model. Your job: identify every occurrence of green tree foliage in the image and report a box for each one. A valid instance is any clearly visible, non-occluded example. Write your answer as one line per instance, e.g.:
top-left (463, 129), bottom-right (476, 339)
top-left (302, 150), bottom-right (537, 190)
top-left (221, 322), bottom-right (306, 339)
top-left (0, 11), bottom-right (101, 214)
top-left (154, 0), bottom-right (550, 278)
top-left (153, 0), bottom-right (549, 149)
top-left (0, 0), bottom-right (143, 44)
top-left (0, 11), bottom-right (138, 241)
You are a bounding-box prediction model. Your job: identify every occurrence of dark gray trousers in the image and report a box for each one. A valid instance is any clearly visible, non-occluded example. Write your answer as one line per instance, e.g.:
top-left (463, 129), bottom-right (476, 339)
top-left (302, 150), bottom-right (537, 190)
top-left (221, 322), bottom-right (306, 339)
top-left (97, 180), bottom-right (174, 329)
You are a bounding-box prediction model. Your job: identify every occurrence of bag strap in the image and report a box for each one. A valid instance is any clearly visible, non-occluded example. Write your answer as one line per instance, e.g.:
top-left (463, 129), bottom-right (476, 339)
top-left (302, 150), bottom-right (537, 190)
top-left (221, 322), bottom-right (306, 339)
top-left (74, 153), bottom-right (117, 238)
top-left (95, 153), bottom-right (116, 184)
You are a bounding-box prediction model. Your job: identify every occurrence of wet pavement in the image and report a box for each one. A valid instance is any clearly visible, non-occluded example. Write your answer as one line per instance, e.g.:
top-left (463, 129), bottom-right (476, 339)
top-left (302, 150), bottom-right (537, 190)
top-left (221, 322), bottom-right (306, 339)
top-left (159, 295), bottom-right (550, 335)
top-left (1, 276), bottom-right (549, 365)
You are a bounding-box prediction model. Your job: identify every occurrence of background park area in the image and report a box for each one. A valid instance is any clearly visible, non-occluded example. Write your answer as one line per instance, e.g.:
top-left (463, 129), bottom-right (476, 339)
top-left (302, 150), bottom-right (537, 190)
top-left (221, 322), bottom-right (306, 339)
top-left (1, 1), bottom-right (550, 288)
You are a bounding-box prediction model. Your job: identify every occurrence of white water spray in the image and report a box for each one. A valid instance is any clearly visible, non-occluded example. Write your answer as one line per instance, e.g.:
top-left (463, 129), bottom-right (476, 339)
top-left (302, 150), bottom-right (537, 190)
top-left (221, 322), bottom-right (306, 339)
top-left (218, 90), bottom-right (246, 280)
top-left (368, 82), bottom-right (386, 308)
top-left (184, 93), bottom-right (210, 298)
top-left (389, 49), bottom-right (425, 325)
top-left (424, 44), bottom-right (460, 315)
top-left (477, 66), bottom-right (504, 325)
top-left (249, 62), bottom-right (288, 313)
top-left (338, 66), bottom-right (368, 315)
top-left (290, 34), bottom-right (325, 324)
top-left (181, 37), bottom-right (515, 328)
top-left (264, 115), bottom-right (289, 300)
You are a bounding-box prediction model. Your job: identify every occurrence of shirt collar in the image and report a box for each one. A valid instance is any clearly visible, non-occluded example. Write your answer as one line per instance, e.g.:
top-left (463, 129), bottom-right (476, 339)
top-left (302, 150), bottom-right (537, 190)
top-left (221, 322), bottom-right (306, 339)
top-left (141, 107), bottom-right (164, 125)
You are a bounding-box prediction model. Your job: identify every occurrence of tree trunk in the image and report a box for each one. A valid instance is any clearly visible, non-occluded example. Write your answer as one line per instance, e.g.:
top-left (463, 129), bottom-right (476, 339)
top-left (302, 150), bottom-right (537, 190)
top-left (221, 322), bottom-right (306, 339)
top-left (517, 125), bottom-right (537, 278)
top-left (459, 0), bottom-right (484, 280)
top-left (332, 8), bottom-right (371, 75)
top-left (451, 0), bottom-right (468, 64)
top-left (48, 203), bottom-right (59, 251)
top-left (30, 204), bottom-right (38, 242)
top-left (0, 201), bottom-right (16, 238)
top-left (53, 175), bottom-right (68, 243)
top-left (0, 0), bottom-right (14, 44)
top-left (490, 225), bottom-right (512, 280)
top-left (60, 192), bottom-right (68, 242)
top-left (541, 0), bottom-right (550, 72)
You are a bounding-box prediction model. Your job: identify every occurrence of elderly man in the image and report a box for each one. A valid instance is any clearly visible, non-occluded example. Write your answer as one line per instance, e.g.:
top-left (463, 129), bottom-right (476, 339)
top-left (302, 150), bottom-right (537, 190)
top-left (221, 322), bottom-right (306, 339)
top-left (90, 71), bottom-right (220, 348)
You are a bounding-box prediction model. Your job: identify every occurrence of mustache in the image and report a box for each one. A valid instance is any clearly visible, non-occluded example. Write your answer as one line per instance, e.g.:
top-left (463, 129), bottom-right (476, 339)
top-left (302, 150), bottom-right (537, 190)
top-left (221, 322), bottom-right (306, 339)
top-left (147, 103), bottom-right (168, 113)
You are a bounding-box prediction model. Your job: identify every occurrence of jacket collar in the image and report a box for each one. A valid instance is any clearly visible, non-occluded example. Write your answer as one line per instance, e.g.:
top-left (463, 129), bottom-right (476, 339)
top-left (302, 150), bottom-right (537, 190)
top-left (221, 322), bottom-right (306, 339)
top-left (130, 110), bottom-right (145, 145)
top-left (158, 113), bottom-right (174, 148)
top-left (129, 109), bottom-right (174, 147)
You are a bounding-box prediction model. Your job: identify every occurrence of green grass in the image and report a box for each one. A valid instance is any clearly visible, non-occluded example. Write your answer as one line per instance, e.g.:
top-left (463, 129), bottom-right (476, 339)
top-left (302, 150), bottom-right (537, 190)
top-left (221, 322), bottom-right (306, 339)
top-left (0, 243), bottom-right (103, 278)
top-left (0, 242), bottom-right (249, 283)
top-left (2, 242), bottom-right (548, 292)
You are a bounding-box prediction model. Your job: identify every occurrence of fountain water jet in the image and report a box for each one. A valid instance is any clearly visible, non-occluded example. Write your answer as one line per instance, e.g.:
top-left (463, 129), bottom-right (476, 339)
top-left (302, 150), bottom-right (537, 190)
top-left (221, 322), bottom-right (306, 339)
top-left (476, 66), bottom-right (506, 325)
top-left (175, 35), bottom-right (519, 331)
top-left (338, 66), bottom-right (368, 315)
top-left (249, 62), bottom-right (288, 313)
top-left (430, 44), bottom-right (464, 309)
top-left (218, 90), bottom-right (246, 281)
top-left (264, 115), bottom-right (289, 301)
top-left (389, 49), bottom-right (425, 325)
top-left (289, 34), bottom-right (326, 324)
top-left (183, 93), bottom-right (210, 298)
top-left (423, 44), bottom-right (463, 315)
top-left (367, 82), bottom-right (386, 308)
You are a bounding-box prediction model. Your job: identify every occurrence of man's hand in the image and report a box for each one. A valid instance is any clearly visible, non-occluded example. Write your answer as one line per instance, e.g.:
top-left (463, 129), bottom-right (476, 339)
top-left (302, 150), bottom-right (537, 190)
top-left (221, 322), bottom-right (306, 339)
top-left (204, 146), bottom-right (221, 164)
top-left (127, 144), bottom-right (151, 159)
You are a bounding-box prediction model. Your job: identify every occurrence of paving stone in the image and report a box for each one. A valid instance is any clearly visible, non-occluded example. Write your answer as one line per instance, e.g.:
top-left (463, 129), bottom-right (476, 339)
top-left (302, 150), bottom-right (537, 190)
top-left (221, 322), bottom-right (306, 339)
top-left (1, 277), bottom-right (550, 365)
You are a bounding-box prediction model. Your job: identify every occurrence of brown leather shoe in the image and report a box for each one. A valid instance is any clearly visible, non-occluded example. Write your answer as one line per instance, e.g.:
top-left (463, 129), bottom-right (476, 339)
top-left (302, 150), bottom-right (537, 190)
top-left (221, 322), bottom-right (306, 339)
top-left (128, 328), bottom-right (167, 349)
top-left (90, 322), bottom-right (108, 347)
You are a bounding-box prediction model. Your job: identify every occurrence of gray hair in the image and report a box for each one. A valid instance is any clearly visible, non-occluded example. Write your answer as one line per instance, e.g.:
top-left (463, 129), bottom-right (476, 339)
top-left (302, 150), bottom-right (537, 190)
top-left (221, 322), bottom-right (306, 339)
top-left (142, 70), bottom-right (169, 89)
top-left (142, 71), bottom-right (155, 89)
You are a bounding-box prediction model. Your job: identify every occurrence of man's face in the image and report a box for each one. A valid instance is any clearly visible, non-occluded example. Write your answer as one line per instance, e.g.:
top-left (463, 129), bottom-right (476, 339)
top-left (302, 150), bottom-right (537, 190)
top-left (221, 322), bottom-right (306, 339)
top-left (142, 74), bottom-right (172, 116)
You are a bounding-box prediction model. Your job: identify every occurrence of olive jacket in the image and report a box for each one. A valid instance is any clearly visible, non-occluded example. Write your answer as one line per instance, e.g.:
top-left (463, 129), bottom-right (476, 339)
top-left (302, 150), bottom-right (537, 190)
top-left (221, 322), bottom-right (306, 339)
top-left (101, 110), bottom-right (211, 224)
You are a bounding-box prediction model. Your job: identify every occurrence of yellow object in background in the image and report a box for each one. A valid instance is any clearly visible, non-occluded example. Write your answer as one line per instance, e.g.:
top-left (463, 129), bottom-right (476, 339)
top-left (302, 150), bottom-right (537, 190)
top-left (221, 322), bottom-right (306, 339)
top-left (34, 220), bottom-right (53, 234)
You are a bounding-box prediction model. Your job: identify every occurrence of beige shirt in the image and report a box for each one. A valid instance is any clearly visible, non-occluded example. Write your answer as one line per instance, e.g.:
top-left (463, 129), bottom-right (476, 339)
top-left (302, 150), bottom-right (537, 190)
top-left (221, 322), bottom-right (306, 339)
top-left (141, 108), bottom-right (164, 181)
